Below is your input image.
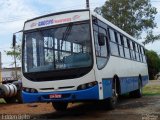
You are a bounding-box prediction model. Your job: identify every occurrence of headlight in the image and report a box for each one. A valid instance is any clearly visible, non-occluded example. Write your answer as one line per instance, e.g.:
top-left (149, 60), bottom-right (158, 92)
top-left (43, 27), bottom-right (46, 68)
top-left (25, 88), bottom-right (30, 93)
top-left (81, 84), bottom-right (87, 90)
top-left (23, 87), bottom-right (38, 93)
top-left (77, 81), bottom-right (98, 90)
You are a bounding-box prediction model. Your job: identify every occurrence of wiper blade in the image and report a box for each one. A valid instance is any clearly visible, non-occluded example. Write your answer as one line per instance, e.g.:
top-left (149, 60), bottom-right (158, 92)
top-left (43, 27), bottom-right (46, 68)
top-left (61, 23), bottom-right (73, 50)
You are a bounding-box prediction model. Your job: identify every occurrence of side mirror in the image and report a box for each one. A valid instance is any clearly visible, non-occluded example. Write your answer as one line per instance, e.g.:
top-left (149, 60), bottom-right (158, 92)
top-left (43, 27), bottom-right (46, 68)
top-left (13, 34), bottom-right (16, 48)
top-left (98, 33), bottom-right (105, 46)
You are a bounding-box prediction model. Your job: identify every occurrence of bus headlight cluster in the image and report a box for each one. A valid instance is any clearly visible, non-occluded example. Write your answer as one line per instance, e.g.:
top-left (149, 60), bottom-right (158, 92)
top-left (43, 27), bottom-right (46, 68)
top-left (77, 81), bottom-right (98, 90)
top-left (23, 87), bottom-right (38, 93)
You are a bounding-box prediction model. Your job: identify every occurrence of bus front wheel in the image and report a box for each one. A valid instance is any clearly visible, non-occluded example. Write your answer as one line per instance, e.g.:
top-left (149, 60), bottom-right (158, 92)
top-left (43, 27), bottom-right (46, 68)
top-left (107, 88), bottom-right (118, 110)
top-left (52, 102), bottom-right (68, 111)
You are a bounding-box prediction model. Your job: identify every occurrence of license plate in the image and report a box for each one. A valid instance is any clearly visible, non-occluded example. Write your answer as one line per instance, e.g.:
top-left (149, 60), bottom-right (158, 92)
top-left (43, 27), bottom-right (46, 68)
top-left (49, 94), bottom-right (62, 99)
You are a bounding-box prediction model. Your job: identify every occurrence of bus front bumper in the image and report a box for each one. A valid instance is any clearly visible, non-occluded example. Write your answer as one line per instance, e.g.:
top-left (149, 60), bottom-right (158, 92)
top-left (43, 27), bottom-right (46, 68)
top-left (22, 85), bottom-right (99, 103)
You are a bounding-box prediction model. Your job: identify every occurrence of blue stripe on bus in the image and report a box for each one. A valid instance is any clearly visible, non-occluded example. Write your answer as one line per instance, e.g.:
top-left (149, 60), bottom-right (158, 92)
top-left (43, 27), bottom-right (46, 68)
top-left (102, 75), bottom-right (149, 98)
top-left (22, 84), bottom-right (99, 103)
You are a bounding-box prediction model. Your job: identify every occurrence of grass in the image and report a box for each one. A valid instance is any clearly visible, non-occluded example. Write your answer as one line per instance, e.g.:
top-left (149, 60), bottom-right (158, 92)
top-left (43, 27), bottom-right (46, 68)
top-left (143, 85), bottom-right (160, 96)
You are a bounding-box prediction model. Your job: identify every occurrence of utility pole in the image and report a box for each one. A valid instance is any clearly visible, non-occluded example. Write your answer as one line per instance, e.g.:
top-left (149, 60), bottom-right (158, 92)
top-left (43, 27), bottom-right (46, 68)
top-left (86, 0), bottom-right (90, 9)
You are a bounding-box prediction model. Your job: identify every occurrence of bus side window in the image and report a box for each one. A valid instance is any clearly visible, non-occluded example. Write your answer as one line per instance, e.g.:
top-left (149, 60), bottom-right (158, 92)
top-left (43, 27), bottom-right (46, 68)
top-left (132, 42), bottom-right (137, 60)
top-left (109, 29), bottom-right (116, 42)
top-left (130, 40), bottom-right (134, 60)
top-left (137, 44), bottom-right (141, 62)
top-left (127, 39), bottom-right (132, 59)
top-left (119, 34), bottom-right (125, 57)
top-left (109, 28), bottom-right (119, 56)
top-left (135, 44), bottom-right (140, 61)
top-left (139, 45), bottom-right (143, 62)
top-left (114, 32), bottom-right (120, 56)
top-left (141, 47), bottom-right (146, 63)
top-left (124, 37), bottom-right (130, 59)
top-left (116, 33), bottom-right (125, 57)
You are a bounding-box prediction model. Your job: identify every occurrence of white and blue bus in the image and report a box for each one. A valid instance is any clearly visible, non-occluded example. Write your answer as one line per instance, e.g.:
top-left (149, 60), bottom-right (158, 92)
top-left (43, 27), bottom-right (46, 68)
top-left (19, 9), bottom-right (148, 111)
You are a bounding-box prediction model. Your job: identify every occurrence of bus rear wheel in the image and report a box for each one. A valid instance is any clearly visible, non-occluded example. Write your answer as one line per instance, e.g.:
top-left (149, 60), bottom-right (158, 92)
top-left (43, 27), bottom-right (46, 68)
top-left (52, 102), bottom-right (68, 111)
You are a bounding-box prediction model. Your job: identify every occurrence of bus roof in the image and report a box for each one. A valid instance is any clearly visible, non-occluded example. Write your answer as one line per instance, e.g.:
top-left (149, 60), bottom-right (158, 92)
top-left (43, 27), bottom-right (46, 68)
top-left (24, 9), bottom-right (144, 46)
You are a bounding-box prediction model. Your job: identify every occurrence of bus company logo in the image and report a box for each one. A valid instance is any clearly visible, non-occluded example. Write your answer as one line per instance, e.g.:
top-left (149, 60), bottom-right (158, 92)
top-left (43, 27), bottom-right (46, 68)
top-left (30, 22), bottom-right (37, 28)
top-left (38, 19), bottom-right (54, 27)
top-left (72, 15), bottom-right (80, 21)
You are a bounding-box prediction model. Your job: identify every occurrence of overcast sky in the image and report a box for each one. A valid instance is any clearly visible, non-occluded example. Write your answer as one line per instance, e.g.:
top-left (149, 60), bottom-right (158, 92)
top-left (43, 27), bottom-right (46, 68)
top-left (0, 0), bottom-right (160, 68)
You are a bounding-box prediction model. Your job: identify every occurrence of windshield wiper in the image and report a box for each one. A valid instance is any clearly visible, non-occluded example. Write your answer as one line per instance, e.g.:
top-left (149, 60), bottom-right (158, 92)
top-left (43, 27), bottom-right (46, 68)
top-left (60, 23), bottom-right (73, 51)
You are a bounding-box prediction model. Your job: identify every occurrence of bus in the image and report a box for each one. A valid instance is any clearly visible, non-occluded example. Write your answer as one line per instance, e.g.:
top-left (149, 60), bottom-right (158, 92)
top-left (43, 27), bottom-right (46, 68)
top-left (18, 9), bottom-right (148, 111)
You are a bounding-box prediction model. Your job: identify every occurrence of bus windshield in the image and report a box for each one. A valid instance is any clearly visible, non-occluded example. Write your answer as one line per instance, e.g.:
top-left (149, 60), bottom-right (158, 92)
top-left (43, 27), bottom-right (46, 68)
top-left (23, 21), bottom-right (92, 73)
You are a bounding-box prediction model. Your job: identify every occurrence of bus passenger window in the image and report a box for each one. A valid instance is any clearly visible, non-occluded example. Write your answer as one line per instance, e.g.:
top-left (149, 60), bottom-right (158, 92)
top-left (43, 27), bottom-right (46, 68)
top-left (109, 29), bottom-right (119, 56)
top-left (141, 47), bottom-right (146, 63)
top-left (132, 42), bottom-right (137, 60)
top-left (119, 34), bottom-right (125, 57)
top-left (135, 44), bottom-right (140, 61)
top-left (109, 29), bottom-right (116, 42)
top-left (123, 37), bottom-right (130, 59)
top-left (110, 42), bottom-right (119, 56)
top-left (130, 40), bottom-right (134, 60)
top-left (139, 45), bottom-right (143, 62)
top-left (124, 37), bottom-right (128, 48)
top-left (137, 45), bottom-right (142, 62)
top-left (126, 39), bottom-right (131, 59)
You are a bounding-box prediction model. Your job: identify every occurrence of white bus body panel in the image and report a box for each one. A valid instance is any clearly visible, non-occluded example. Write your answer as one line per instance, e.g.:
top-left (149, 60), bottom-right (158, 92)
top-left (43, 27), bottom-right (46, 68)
top-left (22, 69), bottom-right (96, 92)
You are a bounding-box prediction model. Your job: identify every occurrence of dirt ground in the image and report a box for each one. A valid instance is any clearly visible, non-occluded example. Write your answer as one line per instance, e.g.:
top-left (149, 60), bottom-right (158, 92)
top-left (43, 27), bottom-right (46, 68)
top-left (0, 81), bottom-right (160, 120)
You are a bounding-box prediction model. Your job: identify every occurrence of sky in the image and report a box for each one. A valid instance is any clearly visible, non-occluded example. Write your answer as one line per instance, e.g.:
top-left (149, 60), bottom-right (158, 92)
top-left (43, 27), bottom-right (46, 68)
top-left (0, 0), bottom-right (160, 68)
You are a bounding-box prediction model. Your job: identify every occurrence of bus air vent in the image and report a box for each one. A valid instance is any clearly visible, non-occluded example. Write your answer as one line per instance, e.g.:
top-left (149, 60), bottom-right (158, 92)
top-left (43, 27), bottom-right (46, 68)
top-left (58, 86), bottom-right (75, 89)
top-left (40, 88), bottom-right (54, 90)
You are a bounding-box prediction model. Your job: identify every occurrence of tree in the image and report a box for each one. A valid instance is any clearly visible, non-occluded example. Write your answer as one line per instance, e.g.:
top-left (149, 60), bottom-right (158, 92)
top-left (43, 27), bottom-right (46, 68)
top-left (5, 42), bottom-right (21, 80)
top-left (145, 50), bottom-right (160, 80)
top-left (5, 44), bottom-right (21, 62)
top-left (100, 0), bottom-right (158, 39)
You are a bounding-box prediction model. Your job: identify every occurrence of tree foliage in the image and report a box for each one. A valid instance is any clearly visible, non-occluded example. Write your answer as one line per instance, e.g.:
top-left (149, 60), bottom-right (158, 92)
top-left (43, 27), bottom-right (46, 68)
top-left (143, 30), bottom-right (160, 45)
top-left (145, 50), bottom-right (160, 79)
top-left (101, 0), bottom-right (158, 39)
top-left (5, 43), bottom-right (21, 66)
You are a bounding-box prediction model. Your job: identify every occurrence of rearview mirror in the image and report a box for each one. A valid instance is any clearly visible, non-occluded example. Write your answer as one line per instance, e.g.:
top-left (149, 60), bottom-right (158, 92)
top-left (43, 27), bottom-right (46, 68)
top-left (98, 33), bottom-right (105, 46)
top-left (12, 34), bottom-right (16, 48)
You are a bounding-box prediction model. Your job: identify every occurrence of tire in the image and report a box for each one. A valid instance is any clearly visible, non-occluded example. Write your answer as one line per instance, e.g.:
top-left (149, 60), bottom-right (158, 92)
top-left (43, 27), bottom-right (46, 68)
top-left (129, 78), bottom-right (142, 98)
top-left (4, 97), bottom-right (17, 103)
top-left (52, 102), bottom-right (68, 111)
top-left (107, 88), bottom-right (118, 110)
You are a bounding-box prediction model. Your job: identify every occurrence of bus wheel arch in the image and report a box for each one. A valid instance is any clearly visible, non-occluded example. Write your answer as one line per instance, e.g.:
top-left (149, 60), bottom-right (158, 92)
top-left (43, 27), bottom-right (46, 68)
top-left (139, 74), bottom-right (142, 86)
top-left (113, 75), bottom-right (121, 95)
top-left (129, 75), bottom-right (143, 98)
